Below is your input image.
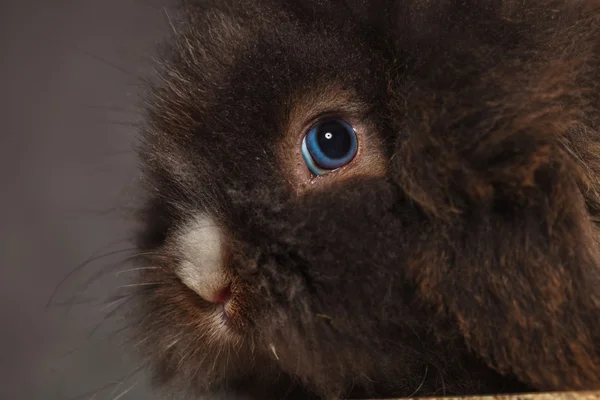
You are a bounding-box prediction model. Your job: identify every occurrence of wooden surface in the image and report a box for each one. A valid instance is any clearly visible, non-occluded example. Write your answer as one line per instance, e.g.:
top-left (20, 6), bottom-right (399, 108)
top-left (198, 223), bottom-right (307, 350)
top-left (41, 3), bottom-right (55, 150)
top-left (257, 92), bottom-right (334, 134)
top-left (386, 391), bottom-right (600, 400)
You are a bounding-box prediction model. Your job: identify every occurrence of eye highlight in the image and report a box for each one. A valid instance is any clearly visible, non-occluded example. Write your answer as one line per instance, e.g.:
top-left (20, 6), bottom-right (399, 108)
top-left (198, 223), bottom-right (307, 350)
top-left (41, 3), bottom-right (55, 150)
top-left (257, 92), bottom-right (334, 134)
top-left (301, 118), bottom-right (358, 176)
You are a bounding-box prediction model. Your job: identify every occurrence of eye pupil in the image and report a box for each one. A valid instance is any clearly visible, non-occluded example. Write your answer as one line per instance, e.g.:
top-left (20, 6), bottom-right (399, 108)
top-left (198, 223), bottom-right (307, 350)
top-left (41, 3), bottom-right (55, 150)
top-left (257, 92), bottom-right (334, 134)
top-left (301, 118), bottom-right (358, 175)
top-left (316, 121), bottom-right (354, 160)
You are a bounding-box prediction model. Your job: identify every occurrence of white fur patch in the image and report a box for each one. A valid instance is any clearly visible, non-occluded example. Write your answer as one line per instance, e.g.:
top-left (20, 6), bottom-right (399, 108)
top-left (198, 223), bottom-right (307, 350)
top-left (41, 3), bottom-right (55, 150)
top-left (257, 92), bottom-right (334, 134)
top-left (175, 214), bottom-right (229, 302)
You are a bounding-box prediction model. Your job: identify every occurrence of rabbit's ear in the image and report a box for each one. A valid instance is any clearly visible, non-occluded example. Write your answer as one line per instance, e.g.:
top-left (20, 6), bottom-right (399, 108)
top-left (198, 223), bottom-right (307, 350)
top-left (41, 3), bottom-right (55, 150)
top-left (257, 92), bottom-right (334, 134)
top-left (388, 1), bottom-right (600, 218)
top-left (394, 70), bottom-right (600, 389)
top-left (403, 142), bottom-right (600, 389)
top-left (388, 6), bottom-right (600, 390)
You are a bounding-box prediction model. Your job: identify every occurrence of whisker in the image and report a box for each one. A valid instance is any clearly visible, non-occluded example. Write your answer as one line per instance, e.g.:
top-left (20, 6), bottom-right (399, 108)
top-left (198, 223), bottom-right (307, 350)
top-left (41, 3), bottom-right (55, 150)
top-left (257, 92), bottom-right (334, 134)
top-left (54, 250), bottom-right (170, 312)
top-left (87, 296), bottom-right (139, 339)
top-left (98, 295), bottom-right (134, 313)
top-left (76, 47), bottom-right (139, 78)
top-left (118, 282), bottom-right (163, 288)
top-left (93, 120), bottom-right (142, 128)
top-left (163, 8), bottom-right (180, 37)
top-left (99, 320), bottom-right (145, 346)
top-left (112, 381), bottom-right (138, 400)
top-left (60, 265), bottom-right (138, 314)
top-left (47, 297), bottom-right (103, 308)
top-left (66, 379), bottom-right (119, 400)
top-left (66, 365), bottom-right (145, 400)
top-left (115, 267), bottom-right (159, 277)
top-left (175, 336), bottom-right (197, 370)
top-left (408, 364), bottom-right (429, 397)
top-left (53, 287), bottom-right (127, 308)
top-left (47, 248), bottom-right (137, 308)
top-left (84, 283), bottom-right (162, 342)
top-left (439, 368), bottom-right (446, 396)
top-left (83, 104), bottom-right (143, 115)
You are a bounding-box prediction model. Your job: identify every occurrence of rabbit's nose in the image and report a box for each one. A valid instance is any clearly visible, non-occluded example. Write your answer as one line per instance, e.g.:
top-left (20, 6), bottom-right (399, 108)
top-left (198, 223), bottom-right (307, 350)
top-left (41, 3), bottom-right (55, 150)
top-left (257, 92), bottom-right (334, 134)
top-left (206, 283), bottom-right (232, 304)
top-left (174, 213), bottom-right (232, 304)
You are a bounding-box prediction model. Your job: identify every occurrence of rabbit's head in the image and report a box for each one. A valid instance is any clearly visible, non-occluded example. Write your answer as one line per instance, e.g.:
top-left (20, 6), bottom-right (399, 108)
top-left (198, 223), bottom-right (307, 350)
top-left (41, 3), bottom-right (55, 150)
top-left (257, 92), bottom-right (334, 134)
top-left (132, 1), bottom-right (600, 398)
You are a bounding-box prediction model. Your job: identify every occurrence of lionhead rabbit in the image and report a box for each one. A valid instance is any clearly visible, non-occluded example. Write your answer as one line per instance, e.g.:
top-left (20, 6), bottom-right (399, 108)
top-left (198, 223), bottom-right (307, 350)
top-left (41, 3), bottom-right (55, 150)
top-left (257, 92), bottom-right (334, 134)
top-left (131, 0), bottom-right (600, 398)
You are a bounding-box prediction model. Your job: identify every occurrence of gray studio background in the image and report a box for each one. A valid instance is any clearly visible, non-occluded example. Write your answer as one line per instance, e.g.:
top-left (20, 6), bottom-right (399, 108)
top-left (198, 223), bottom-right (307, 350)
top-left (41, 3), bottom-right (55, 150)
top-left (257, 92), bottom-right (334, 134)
top-left (1, 1), bottom-right (174, 398)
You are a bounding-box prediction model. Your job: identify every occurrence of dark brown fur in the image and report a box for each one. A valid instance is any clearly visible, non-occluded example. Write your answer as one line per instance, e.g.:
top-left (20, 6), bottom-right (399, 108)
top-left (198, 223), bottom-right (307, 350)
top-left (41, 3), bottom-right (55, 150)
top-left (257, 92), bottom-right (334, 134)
top-left (132, 0), bottom-right (600, 398)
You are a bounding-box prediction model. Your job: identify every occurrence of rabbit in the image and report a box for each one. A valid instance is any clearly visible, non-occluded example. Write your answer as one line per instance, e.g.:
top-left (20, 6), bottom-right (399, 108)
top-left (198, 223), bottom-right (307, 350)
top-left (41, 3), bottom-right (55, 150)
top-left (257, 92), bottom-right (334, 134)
top-left (130, 0), bottom-right (600, 398)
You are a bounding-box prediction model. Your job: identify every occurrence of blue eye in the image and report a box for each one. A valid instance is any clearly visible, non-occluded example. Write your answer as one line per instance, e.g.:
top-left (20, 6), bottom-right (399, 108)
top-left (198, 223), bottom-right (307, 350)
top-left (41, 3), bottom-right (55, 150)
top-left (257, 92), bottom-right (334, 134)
top-left (301, 118), bottom-right (358, 176)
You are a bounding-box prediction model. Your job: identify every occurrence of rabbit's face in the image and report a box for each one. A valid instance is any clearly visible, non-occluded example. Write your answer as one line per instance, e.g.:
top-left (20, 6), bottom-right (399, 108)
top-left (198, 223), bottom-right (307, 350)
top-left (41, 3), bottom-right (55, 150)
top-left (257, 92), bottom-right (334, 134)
top-left (134, 0), bottom-right (600, 398)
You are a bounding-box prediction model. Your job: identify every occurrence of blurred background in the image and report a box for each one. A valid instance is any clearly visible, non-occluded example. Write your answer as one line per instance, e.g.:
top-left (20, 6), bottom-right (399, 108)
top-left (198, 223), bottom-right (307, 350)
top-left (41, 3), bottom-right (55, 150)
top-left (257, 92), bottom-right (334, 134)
top-left (1, 0), bottom-right (172, 398)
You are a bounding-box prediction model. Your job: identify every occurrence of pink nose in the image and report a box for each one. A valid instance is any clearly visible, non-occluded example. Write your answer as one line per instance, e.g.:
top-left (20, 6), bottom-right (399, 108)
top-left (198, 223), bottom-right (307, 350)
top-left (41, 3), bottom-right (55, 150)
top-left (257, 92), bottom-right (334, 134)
top-left (209, 284), bottom-right (232, 304)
